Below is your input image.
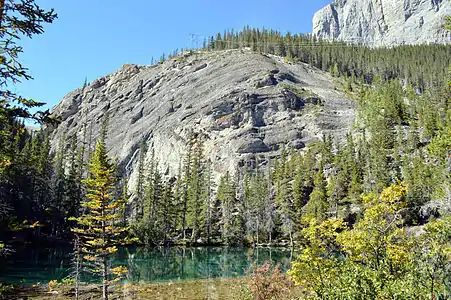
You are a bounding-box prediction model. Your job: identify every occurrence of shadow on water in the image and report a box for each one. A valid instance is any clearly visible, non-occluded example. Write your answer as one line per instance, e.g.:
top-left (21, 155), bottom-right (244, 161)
top-left (0, 246), bottom-right (295, 285)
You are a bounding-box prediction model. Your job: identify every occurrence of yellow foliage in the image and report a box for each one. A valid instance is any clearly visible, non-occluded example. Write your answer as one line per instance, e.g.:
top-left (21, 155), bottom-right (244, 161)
top-left (0, 159), bottom-right (11, 168)
top-left (289, 182), bottom-right (451, 298)
top-left (380, 181), bottom-right (408, 204)
top-left (47, 280), bottom-right (58, 292)
top-left (111, 266), bottom-right (128, 276)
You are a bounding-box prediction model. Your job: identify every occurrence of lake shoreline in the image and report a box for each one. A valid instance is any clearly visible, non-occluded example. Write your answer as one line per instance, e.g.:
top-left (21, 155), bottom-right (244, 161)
top-left (5, 232), bottom-right (297, 249)
top-left (5, 277), bottom-right (305, 299)
top-left (0, 246), bottom-right (296, 287)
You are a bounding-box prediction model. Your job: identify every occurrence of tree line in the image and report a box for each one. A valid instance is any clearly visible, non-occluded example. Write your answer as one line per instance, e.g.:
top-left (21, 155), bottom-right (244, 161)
top-left (161, 26), bottom-right (451, 91)
top-left (130, 78), bottom-right (450, 248)
top-left (1, 75), bottom-right (449, 250)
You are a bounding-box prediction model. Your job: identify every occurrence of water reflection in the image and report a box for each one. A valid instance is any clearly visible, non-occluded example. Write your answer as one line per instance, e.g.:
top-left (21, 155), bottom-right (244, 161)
top-left (0, 246), bottom-right (294, 284)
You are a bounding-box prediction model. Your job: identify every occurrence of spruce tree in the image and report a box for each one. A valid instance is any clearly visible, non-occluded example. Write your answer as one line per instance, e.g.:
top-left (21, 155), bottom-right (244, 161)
top-left (304, 161), bottom-right (328, 221)
top-left (64, 136), bottom-right (82, 223)
top-left (135, 141), bottom-right (147, 218)
top-left (218, 172), bottom-right (240, 245)
top-left (186, 136), bottom-right (207, 241)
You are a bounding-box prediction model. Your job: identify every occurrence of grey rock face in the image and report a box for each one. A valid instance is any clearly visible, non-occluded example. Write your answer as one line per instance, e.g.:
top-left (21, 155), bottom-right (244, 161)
top-left (49, 50), bottom-right (355, 191)
top-left (313, 0), bottom-right (451, 46)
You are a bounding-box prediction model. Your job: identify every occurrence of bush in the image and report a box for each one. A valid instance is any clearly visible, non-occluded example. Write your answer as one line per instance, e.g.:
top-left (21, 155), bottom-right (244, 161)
top-left (288, 182), bottom-right (451, 299)
top-left (246, 260), bottom-right (293, 300)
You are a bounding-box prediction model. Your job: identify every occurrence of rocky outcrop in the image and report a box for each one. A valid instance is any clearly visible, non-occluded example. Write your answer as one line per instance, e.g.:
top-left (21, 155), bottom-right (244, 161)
top-left (49, 49), bottom-right (355, 191)
top-left (313, 0), bottom-right (451, 46)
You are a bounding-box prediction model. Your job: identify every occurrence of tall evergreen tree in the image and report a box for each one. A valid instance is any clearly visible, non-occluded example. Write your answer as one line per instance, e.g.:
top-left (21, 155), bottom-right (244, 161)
top-left (71, 137), bottom-right (134, 300)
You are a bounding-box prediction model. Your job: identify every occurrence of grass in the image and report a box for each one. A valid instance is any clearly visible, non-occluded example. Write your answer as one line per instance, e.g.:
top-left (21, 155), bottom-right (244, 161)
top-left (6, 276), bottom-right (305, 300)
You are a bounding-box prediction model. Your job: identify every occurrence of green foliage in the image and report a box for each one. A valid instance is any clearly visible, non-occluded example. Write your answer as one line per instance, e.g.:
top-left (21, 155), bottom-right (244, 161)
top-left (0, 0), bottom-right (57, 124)
top-left (70, 137), bottom-right (135, 300)
top-left (0, 283), bottom-right (13, 298)
top-left (186, 137), bottom-right (208, 241)
top-left (0, 1), bottom-right (57, 259)
top-left (289, 182), bottom-right (451, 299)
top-left (203, 26), bottom-right (451, 89)
top-left (244, 167), bottom-right (270, 245)
top-left (218, 172), bottom-right (243, 246)
top-left (445, 16), bottom-right (451, 31)
top-left (303, 161), bottom-right (328, 222)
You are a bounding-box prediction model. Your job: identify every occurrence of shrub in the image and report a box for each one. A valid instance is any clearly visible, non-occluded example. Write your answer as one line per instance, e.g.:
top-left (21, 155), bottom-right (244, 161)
top-left (246, 260), bottom-right (293, 300)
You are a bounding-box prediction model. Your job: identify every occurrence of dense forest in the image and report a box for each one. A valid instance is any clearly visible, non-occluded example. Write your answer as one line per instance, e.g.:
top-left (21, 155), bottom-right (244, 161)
top-left (1, 0), bottom-right (451, 299)
top-left (165, 26), bottom-right (451, 89)
top-left (2, 77), bottom-right (450, 249)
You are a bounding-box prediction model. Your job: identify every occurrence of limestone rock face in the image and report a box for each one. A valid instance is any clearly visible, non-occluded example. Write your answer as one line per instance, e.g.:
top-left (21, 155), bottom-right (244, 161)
top-left (49, 50), bottom-right (355, 191)
top-left (313, 0), bottom-right (451, 46)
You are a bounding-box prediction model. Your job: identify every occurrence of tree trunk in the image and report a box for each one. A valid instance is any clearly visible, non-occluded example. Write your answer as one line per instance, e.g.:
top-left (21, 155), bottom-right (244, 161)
top-left (182, 196), bottom-right (187, 240)
top-left (103, 256), bottom-right (108, 300)
top-left (75, 259), bottom-right (80, 300)
top-left (101, 196), bottom-right (108, 300)
top-left (256, 217), bottom-right (259, 245)
top-left (75, 239), bottom-right (81, 300)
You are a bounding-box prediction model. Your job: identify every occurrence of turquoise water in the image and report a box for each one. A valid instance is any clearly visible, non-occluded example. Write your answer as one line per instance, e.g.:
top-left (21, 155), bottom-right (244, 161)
top-left (0, 246), bottom-right (295, 285)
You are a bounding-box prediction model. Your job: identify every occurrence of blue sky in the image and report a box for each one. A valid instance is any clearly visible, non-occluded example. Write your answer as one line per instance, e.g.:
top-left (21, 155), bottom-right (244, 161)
top-left (16, 0), bottom-right (331, 112)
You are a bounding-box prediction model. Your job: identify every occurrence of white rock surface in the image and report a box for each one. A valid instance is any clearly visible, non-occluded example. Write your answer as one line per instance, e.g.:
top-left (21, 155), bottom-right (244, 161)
top-left (313, 0), bottom-right (451, 46)
top-left (49, 50), bottom-right (355, 192)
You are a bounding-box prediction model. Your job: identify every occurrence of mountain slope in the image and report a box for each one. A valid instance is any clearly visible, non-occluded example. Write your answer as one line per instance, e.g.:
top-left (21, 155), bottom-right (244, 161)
top-left (313, 0), bottom-right (451, 46)
top-left (50, 49), bottom-right (355, 189)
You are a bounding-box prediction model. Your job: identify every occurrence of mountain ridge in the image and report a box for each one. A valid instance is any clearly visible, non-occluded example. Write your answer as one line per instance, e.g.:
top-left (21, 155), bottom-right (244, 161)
top-left (49, 49), bottom-right (355, 190)
top-left (313, 0), bottom-right (451, 46)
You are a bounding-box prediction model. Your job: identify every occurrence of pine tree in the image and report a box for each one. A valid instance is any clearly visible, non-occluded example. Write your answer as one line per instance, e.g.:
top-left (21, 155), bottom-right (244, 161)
top-left (304, 161), bottom-right (328, 221)
top-left (173, 161), bottom-right (183, 237)
top-left (203, 159), bottom-right (215, 243)
top-left (135, 142), bottom-right (147, 218)
top-left (64, 136), bottom-right (82, 223)
top-left (134, 152), bottom-right (165, 246)
top-left (34, 130), bottom-right (53, 222)
top-left (186, 137), bottom-right (207, 241)
top-left (181, 137), bottom-right (195, 240)
top-left (244, 168), bottom-right (268, 246)
top-left (218, 172), bottom-right (239, 245)
top-left (273, 148), bottom-right (295, 247)
top-left (161, 177), bottom-right (175, 244)
top-left (70, 137), bottom-right (134, 300)
top-left (0, 0), bottom-right (57, 126)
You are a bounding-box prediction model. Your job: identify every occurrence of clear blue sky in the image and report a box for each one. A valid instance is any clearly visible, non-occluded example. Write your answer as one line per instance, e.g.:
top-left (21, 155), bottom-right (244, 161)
top-left (16, 0), bottom-right (331, 112)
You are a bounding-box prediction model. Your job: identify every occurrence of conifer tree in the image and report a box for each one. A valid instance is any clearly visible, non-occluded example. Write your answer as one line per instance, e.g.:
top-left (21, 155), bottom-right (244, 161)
top-left (186, 136), bottom-right (207, 241)
top-left (134, 152), bottom-right (165, 246)
top-left (203, 159), bottom-right (215, 243)
top-left (71, 135), bottom-right (134, 300)
top-left (181, 137), bottom-right (194, 240)
top-left (273, 148), bottom-right (296, 246)
top-left (161, 177), bottom-right (176, 244)
top-left (34, 131), bottom-right (52, 221)
top-left (244, 167), bottom-right (268, 245)
top-left (173, 161), bottom-right (183, 236)
top-left (218, 172), bottom-right (241, 245)
top-left (135, 142), bottom-right (146, 218)
top-left (63, 136), bottom-right (82, 223)
top-left (304, 161), bottom-right (328, 221)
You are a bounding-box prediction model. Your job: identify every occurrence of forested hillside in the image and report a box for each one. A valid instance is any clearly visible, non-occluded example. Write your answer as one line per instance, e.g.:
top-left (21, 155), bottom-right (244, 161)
top-left (2, 28), bottom-right (450, 248)
top-left (193, 27), bottom-right (451, 88)
top-left (1, 1), bottom-right (451, 298)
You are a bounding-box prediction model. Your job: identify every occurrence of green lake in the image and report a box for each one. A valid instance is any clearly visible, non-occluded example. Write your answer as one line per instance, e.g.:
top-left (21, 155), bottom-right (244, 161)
top-left (0, 246), bottom-right (295, 285)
